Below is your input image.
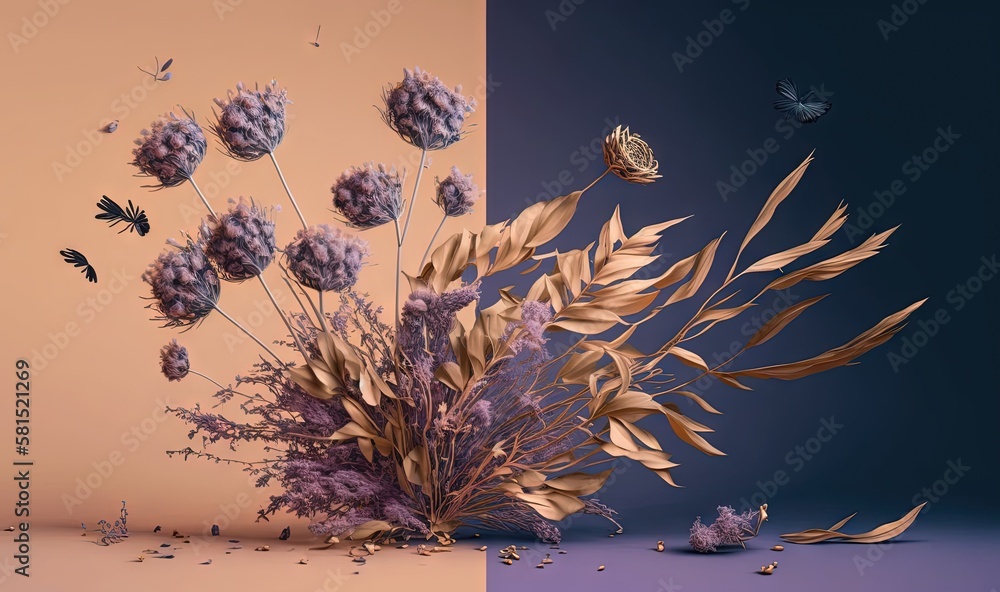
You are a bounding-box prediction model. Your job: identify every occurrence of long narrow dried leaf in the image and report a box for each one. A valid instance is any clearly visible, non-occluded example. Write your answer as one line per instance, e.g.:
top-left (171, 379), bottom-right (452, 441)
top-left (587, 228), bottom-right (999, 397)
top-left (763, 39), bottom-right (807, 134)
top-left (745, 294), bottom-right (828, 349)
top-left (735, 152), bottom-right (814, 263)
top-left (780, 503), bottom-right (926, 544)
top-left (664, 236), bottom-right (723, 306)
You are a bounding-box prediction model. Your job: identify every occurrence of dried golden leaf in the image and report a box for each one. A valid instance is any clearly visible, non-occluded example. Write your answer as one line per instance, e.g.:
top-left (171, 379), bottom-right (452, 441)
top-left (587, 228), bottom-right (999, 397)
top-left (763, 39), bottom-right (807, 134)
top-left (664, 236), bottom-right (723, 306)
top-left (550, 305), bottom-right (623, 335)
top-left (811, 201), bottom-right (848, 242)
top-left (743, 240), bottom-right (829, 275)
top-left (544, 469), bottom-right (613, 496)
top-left (745, 295), bottom-right (828, 349)
top-left (768, 227), bottom-right (896, 292)
top-left (434, 362), bottom-right (466, 393)
top-left (780, 503), bottom-right (926, 544)
top-left (735, 152), bottom-right (814, 265)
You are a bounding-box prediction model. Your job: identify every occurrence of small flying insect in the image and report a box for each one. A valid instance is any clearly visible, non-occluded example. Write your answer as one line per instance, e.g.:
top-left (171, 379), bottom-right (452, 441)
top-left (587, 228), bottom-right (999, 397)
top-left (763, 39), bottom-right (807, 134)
top-left (309, 25), bottom-right (321, 47)
top-left (60, 249), bottom-right (97, 283)
top-left (773, 78), bottom-right (832, 124)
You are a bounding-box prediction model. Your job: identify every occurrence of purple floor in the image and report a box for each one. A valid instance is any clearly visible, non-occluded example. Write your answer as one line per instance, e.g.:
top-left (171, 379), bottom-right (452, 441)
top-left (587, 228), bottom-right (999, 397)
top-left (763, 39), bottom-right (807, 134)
top-left (484, 516), bottom-right (999, 592)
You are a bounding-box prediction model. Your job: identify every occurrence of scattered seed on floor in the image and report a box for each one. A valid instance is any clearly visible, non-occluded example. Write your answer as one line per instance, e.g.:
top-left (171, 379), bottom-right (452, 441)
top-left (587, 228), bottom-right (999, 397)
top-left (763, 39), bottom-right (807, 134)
top-left (503, 559), bottom-right (512, 565)
top-left (656, 540), bottom-right (664, 552)
top-left (478, 546), bottom-right (487, 551)
top-left (298, 558), bottom-right (309, 565)
top-left (598, 565), bottom-right (606, 572)
top-left (255, 546), bottom-right (270, 552)
top-left (201, 560), bottom-right (212, 565)
top-left (772, 545), bottom-right (784, 552)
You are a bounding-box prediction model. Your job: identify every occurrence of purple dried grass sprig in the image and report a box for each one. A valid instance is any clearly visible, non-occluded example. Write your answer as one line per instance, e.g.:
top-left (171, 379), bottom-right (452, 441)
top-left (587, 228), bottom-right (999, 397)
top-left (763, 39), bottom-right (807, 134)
top-left (201, 197), bottom-right (277, 281)
top-left (689, 505), bottom-right (763, 553)
top-left (131, 109), bottom-right (207, 188)
top-left (380, 67), bottom-right (475, 151)
top-left (331, 162), bottom-right (404, 229)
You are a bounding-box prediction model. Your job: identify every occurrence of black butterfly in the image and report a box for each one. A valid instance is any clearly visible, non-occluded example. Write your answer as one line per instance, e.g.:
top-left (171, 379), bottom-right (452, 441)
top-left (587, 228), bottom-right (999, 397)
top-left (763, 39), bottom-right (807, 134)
top-left (96, 196), bottom-right (150, 236)
top-left (773, 78), bottom-right (832, 123)
top-left (60, 248), bottom-right (97, 283)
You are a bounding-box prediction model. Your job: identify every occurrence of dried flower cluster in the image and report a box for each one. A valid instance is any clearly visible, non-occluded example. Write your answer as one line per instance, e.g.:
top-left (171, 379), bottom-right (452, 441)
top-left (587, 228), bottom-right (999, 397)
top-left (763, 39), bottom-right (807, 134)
top-left (131, 110), bottom-right (207, 188)
top-left (133, 68), bottom-right (921, 545)
top-left (212, 80), bottom-right (290, 161)
top-left (159, 340), bottom-right (190, 381)
top-left (201, 197), bottom-right (277, 281)
top-left (689, 505), bottom-right (766, 553)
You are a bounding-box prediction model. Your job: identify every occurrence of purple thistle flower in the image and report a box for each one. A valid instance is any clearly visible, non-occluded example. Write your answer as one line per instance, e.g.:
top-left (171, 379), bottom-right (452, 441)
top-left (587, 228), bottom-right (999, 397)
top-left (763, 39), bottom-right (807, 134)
top-left (284, 225), bottom-right (368, 292)
top-left (211, 80), bottom-right (290, 161)
top-left (331, 162), bottom-right (403, 229)
top-left (380, 67), bottom-right (475, 151)
top-left (200, 197), bottom-right (277, 281)
top-left (435, 166), bottom-right (479, 217)
top-left (143, 235), bottom-right (220, 328)
top-left (131, 110), bottom-right (207, 188)
top-left (159, 339), bottom-right (189, 381)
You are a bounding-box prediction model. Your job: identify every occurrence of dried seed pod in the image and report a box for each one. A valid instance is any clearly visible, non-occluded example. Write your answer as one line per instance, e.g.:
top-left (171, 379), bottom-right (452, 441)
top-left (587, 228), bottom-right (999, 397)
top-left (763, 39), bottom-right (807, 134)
top-left (542, 558), bottom-right (553, 564)
top-left (397, 544), bottom-right (409, 549)
top-left (656, 541), bottom-right (665, 552)
top-left (558, 550), bottom-right (568, 555)
top-left (137, 556), bottom-right (145, 562)
top-left (478, 546), bottom-right (488, 551)
top-left (598, 565), bottom-right (606, 572)
top-left (503, 558), bottom-right (513, 565)
top-left (536, 563), bottom-right (545, 569)
top-left (298, 558), bottom-right (309, 564)
top-left (772, 545), bottom-right (784, 551)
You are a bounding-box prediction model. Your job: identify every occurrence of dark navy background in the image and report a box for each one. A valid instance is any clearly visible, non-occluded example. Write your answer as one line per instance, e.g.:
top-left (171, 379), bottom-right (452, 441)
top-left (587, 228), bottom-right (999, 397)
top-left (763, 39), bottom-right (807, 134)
top-left (485, 0), bottom-right (998, 534)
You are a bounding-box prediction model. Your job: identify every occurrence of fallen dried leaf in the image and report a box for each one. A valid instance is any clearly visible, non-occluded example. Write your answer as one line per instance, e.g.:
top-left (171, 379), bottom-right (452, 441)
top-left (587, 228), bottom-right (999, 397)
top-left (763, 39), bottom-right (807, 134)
top-left (780, 503), bottom-right (926, 544)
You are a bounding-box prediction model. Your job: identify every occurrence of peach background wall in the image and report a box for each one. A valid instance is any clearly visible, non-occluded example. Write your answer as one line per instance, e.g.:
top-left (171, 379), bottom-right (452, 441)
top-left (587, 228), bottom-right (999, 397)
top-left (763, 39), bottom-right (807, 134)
top-left (0, 0), bottom-right (485, 533)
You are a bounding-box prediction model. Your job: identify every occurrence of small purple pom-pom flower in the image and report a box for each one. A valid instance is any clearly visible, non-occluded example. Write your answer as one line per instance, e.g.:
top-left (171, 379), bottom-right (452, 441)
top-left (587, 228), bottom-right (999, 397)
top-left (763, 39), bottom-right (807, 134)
top-left (380, 67), bottom-right (475, 151)
top-left (434, 166), bottom-right (478, 217)
top-left (200, 197), bottom-right (276, 281)
top-left (159, 339), bottom-right (190, 381)
top-left (284, 225), bottom-right (368, 292)
top-left (331, 162), bottom-right (403, 229)
top-left (211, 80), bottom-right (290, 161)
top-left (143, 235), bottom-right (220, 328)
top-left (131, 110), bottom-right (207, 188)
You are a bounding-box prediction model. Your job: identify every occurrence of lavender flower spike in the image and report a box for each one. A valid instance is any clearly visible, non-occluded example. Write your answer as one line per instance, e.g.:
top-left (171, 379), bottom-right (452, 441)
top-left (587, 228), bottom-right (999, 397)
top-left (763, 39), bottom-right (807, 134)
top-left (159, 340), bottom-right (190, 381)
top-left (211, 80), bottom-right (290, 161)
top-left (143, 235), bottom-right (220, 329)
top-left (435, 166), bottom-right (479, 217)
top-left (131, 109), bottom-right (207, 188)
top-left (284, 225), bottom-right (368, 292)
top-left (331, 162), bottom-right (403, 229)
top-left (380, 67), bottom-right (476, 151)
top-left (201, 197), bottom-right (277, 282)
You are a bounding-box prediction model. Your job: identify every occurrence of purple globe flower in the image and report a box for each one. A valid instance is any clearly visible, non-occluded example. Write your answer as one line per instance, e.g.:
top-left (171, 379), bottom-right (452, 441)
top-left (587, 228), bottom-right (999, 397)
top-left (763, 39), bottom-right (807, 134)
top-left (211, 80), bottom-right (290, 161)
top-left (284, 225), bottom-right (368, 292)
top-left (131, 110), bottom-right (207, 188)
top-left (200, 197), bottom-right (277, 281)
top-left (435, 166), bottom-right (479, 217)
top-left (143, 235), bottom-right (220, 328)
top-left (159, 339), bottom-right (190, 381)
top-left (331, 162), bottom-right (403, 229)
top-left (380, 67), bottom-right (475, 151)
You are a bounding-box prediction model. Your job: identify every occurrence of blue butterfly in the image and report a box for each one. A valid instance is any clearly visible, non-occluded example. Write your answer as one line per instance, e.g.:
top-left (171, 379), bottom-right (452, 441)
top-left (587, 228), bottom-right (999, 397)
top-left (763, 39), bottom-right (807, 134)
top-left (773, 78), bottom-right (831, 123)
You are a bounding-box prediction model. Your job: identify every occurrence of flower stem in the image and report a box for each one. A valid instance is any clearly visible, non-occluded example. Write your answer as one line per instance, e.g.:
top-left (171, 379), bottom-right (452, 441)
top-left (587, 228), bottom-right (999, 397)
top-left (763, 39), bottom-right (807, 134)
top-left (212, 304), bottom-right (284, 366)
top-left (418, 213), bottom-right (448, 272)
top-left (582, 167), bottom-right (611, 194)
top-left (395, 148), bottom-right (427, 326)
top-left (256, 275), bottom-right (308, 360)
top-left (187, 176), bottom-right (216, 217)
top-left (269, 152), bottom-right (308, 231)
top-left (188, 369), bottom-right (227, 391)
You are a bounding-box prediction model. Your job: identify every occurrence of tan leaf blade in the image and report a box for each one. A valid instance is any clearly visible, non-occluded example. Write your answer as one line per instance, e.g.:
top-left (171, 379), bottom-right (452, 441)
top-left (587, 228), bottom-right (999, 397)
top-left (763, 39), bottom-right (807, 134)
top-left (780, 503), bottom-right (926, 544)
top-left (736, 152), bottom-right (814, 262)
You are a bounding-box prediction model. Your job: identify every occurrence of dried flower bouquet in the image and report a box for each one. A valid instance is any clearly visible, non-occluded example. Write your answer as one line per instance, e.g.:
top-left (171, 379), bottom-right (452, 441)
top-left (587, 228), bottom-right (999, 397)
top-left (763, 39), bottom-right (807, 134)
top-left (135, 68), bottom-right (922, 544)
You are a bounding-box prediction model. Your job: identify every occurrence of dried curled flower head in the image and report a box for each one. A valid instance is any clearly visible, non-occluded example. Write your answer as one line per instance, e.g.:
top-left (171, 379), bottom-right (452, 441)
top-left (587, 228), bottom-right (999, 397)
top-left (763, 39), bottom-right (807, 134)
top-left (159, 339), bottom-right (190, 381)
top-left (284, 225), bottom-right (368, 292)
top-left (200, 197), bottom-right (277, 281)
top-left (131, 109), bottom-right (207, 188)
top-left (143, 235), bottom-right (220, 328)
top-left (603, 125), bottom-right (661, 185)
top-left (434, 166), bottom-right (479, 217)
top-left (331, 162), bottom-right (403, 229)
top-left (212, 80), bottom-right (290, 161)
top-left (380, 67), bottom-right (476, 150)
